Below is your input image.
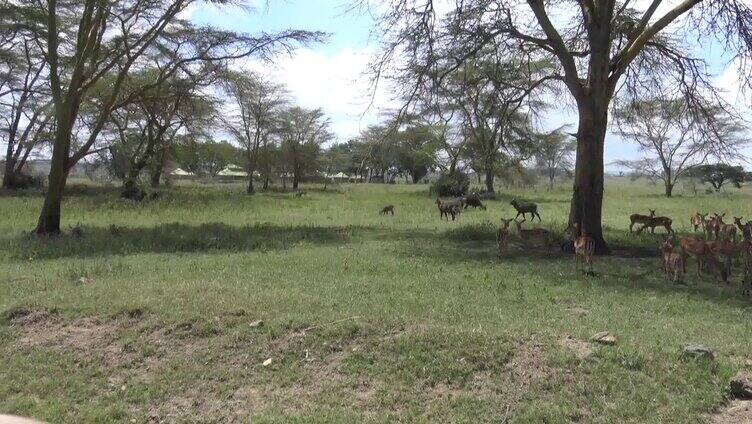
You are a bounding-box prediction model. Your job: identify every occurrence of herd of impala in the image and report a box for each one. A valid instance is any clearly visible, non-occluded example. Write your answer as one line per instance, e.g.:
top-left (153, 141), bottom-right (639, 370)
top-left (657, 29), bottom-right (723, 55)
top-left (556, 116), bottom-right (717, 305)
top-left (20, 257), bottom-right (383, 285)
top-left (494, 205), bottom-right (752, 287)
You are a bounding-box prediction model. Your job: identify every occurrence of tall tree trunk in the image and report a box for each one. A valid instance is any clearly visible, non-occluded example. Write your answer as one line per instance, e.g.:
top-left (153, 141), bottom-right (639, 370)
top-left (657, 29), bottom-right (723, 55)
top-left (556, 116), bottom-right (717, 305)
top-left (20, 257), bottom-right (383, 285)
top-left (35, 118), bottom-right (72, 235)
top-left (292, 172), bottom-right (299, 190)
top-left (664, 182), bottom-right (673, 197)
top-left (568, 107), bottom-right (609, 254)
top-left (246, 177), bottom-right (255, 194)
top-left (263, 173), bottom-right (269, 190)
top-left (484, 170), bottom-right (495, 193)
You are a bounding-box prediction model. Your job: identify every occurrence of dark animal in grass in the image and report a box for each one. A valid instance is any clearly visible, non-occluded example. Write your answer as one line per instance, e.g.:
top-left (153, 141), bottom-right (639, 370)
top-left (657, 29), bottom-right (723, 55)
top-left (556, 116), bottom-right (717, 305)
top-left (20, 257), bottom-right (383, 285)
top-left (435, 199), bottom-right (461, 221)
top-left (294, 190), bottom-right (306, 198)
top-left (629, 209), bottom-right (656, 232)
top-left (379, 205), bottom-right (395, 215)
top-left (510, 199), bottom-right (541, 221)
top-left (734, 216), bottom-right (752, 241)
top-left (463, 194), bottom-right (486, 210)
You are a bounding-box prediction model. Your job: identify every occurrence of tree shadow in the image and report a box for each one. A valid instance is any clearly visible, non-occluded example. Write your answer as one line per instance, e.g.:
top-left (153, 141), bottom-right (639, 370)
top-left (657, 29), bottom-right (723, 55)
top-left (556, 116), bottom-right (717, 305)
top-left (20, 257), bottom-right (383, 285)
top-left (10, 222), bottom-right (354, 259)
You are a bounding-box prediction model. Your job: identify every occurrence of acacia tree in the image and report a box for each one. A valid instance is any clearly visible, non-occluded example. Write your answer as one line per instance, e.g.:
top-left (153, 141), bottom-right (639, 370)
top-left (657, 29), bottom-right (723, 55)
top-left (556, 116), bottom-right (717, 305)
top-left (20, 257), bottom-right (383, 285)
top-left (689, 163), bottom-right (750, 192)
top-left (535, 128), bottom-right (576, 190)
top-left (0, 3), bottom-right (51, 188)
top-left (614, 98), bottom-right (746, 197)
top-left (222, 71), bottom-right (288, 194)
top-left (279, 107), bottom-right (332, 190)
top-left (364, 0), bottom-right (752, 253)
top-left (26, 0), bottom-right (324, 234)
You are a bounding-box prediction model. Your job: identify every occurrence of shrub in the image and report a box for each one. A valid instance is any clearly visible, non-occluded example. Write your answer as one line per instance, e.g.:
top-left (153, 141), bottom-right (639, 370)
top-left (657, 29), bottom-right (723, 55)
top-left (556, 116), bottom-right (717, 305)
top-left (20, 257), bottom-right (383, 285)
top-left (431, 171), bottom-right (469, 197)
top-left (3, 172), bottom-right (45, 190)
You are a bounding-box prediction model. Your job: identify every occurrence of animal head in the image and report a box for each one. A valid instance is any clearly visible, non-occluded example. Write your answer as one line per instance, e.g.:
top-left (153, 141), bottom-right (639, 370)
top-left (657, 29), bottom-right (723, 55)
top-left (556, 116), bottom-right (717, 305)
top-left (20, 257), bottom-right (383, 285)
top-left (500, 218), bottom-right (513, 229)
top-left (435, 198), bottom-right (441, 205)
top-left (662, 238), bottom-right (675, 252)
top-left (735, 216), bottom-right (744, 225)
top-left (510, 199), bottom-right (518, 206)
top-left (649, 209), bottom-right (656, 217)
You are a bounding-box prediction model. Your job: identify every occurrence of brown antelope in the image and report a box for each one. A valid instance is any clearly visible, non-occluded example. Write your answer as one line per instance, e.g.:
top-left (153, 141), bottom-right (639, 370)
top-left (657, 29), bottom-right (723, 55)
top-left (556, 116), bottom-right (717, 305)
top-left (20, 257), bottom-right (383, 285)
top-left (637, 215), bottom-right (674, 235)
top-left (570, 222), bottom-right (595, 275)
top-left (497, 218), bottom-right (514, 254)
top-left (629, 209), bottom-right (656, 232)
top-left (436, 199), bottom-right (460, 221)
top-left (679, 236), bottom-right (727, 281)
top-left (690, 212), bottom-right (707, 232)
top-left (707, 239), bottom-right (742, 283)
top-left (379, 205), bottom-right (395, 215)
top-left (720, 222), bottom-right (737, 241)
top-left (740, 239), bottom-right (752, 284)
top-left (705, 213), bottom-right (725, 239)
top-left (734, 216), bottom-right (752, 241)
top-left (661, 239), bottom-right (684, 283)
top-left (515, 218), bottom-right (553, 250)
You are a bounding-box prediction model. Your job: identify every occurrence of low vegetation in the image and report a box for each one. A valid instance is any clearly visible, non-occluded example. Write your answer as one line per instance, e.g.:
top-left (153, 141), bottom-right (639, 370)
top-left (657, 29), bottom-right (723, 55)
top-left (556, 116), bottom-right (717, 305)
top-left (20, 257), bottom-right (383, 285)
top-left (2, 180), bottom-right (752, 422)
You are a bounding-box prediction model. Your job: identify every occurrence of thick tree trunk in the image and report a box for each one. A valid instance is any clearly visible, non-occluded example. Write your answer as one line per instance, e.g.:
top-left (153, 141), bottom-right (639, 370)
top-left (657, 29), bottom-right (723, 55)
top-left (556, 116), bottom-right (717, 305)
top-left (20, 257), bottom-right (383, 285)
top-left (247, 176), bottom-right (255, 194)
top-left (664, 182), bottom-right (674, 197)
top-left (484, 170), bottom-right (495, 193)
top-left (263, 174), bottom-right (269, 190)
top-left (292, 173), bottom-right (299, 190)
top-left (569, 107), bottom-right (609, 254)
top-left (35, 120), bottom-right (72, 235)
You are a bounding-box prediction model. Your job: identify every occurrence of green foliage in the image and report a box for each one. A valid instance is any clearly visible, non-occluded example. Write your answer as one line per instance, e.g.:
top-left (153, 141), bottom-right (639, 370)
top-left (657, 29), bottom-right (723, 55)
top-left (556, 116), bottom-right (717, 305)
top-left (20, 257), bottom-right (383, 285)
top-left (431, 170), bottom-right (470, 196)
top-left (688, 164), bottom-right (750, 192)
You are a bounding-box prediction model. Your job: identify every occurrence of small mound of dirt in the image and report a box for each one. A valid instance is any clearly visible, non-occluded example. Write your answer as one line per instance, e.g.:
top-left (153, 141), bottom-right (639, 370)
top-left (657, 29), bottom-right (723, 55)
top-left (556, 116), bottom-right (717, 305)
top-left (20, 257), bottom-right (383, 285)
top-left (558, 335), bottom-right (593, 359)
top-left (710, 400), bottom-right (752, 423)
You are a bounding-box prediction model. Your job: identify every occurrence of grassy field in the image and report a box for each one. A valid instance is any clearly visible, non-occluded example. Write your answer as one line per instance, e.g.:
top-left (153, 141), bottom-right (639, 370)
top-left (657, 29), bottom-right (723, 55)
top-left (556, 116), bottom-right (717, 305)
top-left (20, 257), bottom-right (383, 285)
top-left (2, 179), bottom-right (752, 423)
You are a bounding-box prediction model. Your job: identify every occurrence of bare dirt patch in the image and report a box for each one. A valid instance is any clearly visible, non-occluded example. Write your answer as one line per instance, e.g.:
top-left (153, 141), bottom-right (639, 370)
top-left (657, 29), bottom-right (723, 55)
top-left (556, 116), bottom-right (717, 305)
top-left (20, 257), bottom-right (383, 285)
top-left (710, 400), bottom-right (752, 423)
top-left (558, 334), bottom-right (593, 359)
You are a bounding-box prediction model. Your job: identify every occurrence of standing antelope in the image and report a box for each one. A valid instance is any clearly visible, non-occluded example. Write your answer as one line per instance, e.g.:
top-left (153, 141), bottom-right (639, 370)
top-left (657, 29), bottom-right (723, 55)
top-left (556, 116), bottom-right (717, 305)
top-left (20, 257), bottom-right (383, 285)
top-left (570, 222), bottom-right (595, 276)
top-left (497, 218), bottom-right (514, 254)
top-left (637, 214), bottom-right (674, 235)
top-left (679, 236), bottom-right (727, 281)
top-left (734, 216), bottom-right (752, 241)
top-left (705, 213), bottom-right (725, 239)
top-left (436, 199), bottom-right (460, 221)
top-left (629, 209), bottom-right (656, 232)
top-left (690, 212), bottom-right (707, 232)
top-left (707, 239), bottom-right (742, 283)
top-left (662, 239), bottom-right (684, 283)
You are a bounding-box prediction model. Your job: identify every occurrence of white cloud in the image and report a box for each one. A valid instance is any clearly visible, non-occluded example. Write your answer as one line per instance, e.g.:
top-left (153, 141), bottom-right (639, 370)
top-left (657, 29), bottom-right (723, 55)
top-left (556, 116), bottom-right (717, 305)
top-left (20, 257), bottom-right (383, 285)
top-left (237, 47), bottom-right (397, 143)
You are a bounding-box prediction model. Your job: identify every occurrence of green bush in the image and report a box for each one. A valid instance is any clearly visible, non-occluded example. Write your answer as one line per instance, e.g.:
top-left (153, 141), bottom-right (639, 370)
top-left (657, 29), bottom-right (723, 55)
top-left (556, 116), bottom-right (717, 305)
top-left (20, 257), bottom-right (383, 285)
top-left (430, 171), bottom-right (469, 197)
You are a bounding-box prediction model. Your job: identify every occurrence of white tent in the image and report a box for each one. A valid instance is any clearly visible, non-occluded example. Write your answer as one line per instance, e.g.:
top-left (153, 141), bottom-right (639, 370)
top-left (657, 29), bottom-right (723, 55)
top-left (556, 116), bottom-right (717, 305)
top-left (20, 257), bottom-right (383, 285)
top-left (218, 166), bottom-right (248, 177)
top-left (171, 168), bottom-right (193, 177)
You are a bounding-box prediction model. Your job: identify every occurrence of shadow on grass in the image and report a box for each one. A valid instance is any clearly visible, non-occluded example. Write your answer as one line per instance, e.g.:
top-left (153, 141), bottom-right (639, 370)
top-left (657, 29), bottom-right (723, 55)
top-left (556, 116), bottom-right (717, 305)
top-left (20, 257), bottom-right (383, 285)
top-left (10, 222), bottom-right (354, 259)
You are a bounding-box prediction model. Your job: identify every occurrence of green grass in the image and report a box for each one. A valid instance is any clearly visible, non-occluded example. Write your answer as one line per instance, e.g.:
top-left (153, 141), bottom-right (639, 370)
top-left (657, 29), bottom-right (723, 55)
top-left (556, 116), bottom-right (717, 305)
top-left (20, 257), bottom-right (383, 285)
top-left (1, 179), bottom-right (752, 423)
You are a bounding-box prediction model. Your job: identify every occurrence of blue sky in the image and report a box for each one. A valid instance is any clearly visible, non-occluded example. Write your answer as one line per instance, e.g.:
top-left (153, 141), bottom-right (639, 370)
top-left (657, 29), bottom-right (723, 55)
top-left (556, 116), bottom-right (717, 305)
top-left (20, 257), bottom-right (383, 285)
top-left (188, 1), bottom-right (751, 170)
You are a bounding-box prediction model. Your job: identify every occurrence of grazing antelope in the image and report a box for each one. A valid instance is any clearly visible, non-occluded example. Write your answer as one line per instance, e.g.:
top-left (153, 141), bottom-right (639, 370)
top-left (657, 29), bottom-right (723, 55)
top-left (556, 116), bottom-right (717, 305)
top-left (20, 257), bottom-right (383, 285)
top-left (661, 239), bottom-right (684, 283)
top-left (510, 199), bottom-right (541, 221)
top-left (515, 218), bottom-right (553, 250)
top-left (379, 205), bottom-right (395, 215)
top-left (497, 218), bottom-right (514, 254)
top-left (690, 212), bottom-right (707, 232)
top-left (463, 194), bottom-right (487, 210)
top-left (679, 236), bottom-right (727, 281)
top-left (570, 222), bottom-right (595, 276)
top-left (629, 209), bottom-right (656, 232)
top-left (436, 199), bottom-right (460, 221)
top-left (637, 215), bottom-right (673, 235)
